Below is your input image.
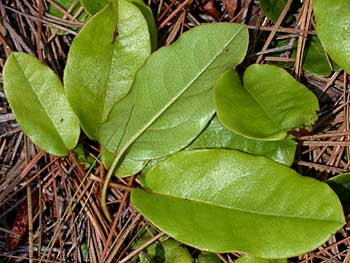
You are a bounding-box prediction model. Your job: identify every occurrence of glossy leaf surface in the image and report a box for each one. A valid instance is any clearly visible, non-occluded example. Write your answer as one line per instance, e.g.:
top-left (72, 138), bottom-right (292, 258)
top-left (132, 149), bottom-right (344, 258)
top-left (101, 148), bottom-right (147, 177)
top-left (313, 0), bottom-right (350, 73)
top-left (64, 0), bottom-right (151, 139)
top-left (235, 256), bottom-right (287, 263)
top-left (129, 0), bottom-right (158, 50)
top-left (3, 52), bottom-right (80, 156)
top-left (215, 65), bottom-right (319, 141)
top-left (99, 23), bottom-right (248, 160)
top-left (79, 0), bottom-right (107, 14)
top-left (188, 117), bottom-right (296, 166)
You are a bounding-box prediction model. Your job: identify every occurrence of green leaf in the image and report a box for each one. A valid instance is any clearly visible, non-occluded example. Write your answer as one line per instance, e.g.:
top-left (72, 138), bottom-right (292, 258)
top-left (267, 36), bottom-right (334, 76)
top-left (162, 239), bottom-right (193, 263)
top-left (3, 52), bottom-right (80, 156)
top-left (196, 252), bottom-right (220, 263)
top-left (99, 23), bottom-right (248, 160)
top-left (188, 117), bottom-right (296, 166)
top-left (74, 144), bottom-right (95, 169)
top-left (131, 232), bottom-right (160, 262)
top-left (131, 149), bottom-right (344, 258)
top-left (303, 35), bottom-right (332, 77)
top-left (235, 256), bottom-right (287, 263)
top-left (101, 148), bottom-right (147, 177)
top-left (129, 0), bottom-right (158, 50)
top-left (79, 0), bottom-right (108, 14)
top-left (214, 65), bottom-right (319, 141)
top-left (64, 0), bottom-right (151, 139)
top-left (48, 0), bottom-right (88, 26)
top-left (313, 0), bottom-right (350, 73)
top-left (328, 173), bottom-right (350, 207)
top-left (259, 0), bottom-right (300, 23)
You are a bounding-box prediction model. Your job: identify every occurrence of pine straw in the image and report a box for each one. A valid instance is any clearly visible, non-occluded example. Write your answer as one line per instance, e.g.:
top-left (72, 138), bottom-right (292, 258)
top-left (0, 0), bottom-right (349, 262)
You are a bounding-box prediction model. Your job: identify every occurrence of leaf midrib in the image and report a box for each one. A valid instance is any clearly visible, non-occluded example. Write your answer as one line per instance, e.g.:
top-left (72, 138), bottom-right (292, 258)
top-left (121, 26), bottom-right (246, 152)
top-left (244, 79), bottom-right (281, 132)
top-left (142, 189), bottom-right (342, 224)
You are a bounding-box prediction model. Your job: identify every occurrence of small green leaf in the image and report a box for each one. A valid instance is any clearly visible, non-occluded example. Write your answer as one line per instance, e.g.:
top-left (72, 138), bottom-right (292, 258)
top-left (188, 117), bottom-right (296, 166)
top-left (259, 0), bottom-right (300, 23)
top-left (328, 173), bottom-right (350, 207)
top-left (313, 0), bottom-right (350, 73)
top-left (99, 23), bottom-right (248, 160)
top-left (196, 252), bottom-right (220, 263)
top-left (214, 65), bottom-right (319, 141)
top-left (131, 149), bottom-right (344, 258)
top-left (48, 0), bottom-right (88, 27)
top-left (129, 0), bottom-right (158, 50)
top-left (131, 232), bottom-right (161, 262)
top-left (303, 36), bottom-right (332, 77)
top-left (235, 256), bottom-right (287, 263)
top-left (79, 0), bottom-right (108, 14)
top-left (101, 148), bottom-right (147, 177)
top-left (267, 37), bottom-right (334, 76)
top-left (3, 52), bottom-right (80, 156)
top-left (162, 239), bottom-right (193, 263)
top-left (64, 0), bottom-right (151, 139)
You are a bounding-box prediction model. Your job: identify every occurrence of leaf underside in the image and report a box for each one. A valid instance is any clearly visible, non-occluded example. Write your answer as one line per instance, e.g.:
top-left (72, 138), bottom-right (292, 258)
top-left (98, 23), bottom-right (249, 160)
top-left (188, 116), bottom-right (296, 166)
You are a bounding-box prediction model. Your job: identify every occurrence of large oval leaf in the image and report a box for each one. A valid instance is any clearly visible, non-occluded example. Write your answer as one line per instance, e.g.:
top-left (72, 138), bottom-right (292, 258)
top-left (64, 0), bottom-right (151, 139)
top-left (188, 117), bottom-right (296, 166)
top-left (131, 149), bottom-right (344, 258)
top-left (99, 23), bottom-right (248, 160)
top-left (235, 256), bottom-right (286, 263)
top-left (3, 52), bottom-right (80, 156)
top-left (214, 65), bottom-right (319, 141)
top-left (313, 0), bottom-right (350, 73)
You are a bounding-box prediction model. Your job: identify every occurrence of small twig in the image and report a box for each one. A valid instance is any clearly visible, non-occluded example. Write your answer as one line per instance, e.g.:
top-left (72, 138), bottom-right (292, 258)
top-left (89, 174), bottom-right (133, 192)
top-left (158, 0), bottom-right (193, 30)
top-left (256, 0), bottom-right (293, 63)
top-left (297, 161), bottom-right (348, 173)
top-left (255, 37), bottom-right (295, 55)
top-left (36, 0), bottom-right (43, 61)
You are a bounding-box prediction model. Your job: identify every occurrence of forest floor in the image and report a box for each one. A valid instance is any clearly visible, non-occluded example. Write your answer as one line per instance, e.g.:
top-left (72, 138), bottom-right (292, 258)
top-left (0, 0), bottom-right (349, 262)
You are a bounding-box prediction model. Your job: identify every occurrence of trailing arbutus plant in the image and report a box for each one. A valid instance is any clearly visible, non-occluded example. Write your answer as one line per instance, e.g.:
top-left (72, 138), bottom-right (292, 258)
top-left (2, 0), bottom-right (349, 261)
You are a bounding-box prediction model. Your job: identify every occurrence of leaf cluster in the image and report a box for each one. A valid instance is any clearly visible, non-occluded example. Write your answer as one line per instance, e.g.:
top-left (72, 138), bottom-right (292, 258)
top-left (3, 0), bottom-right (350, 261)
